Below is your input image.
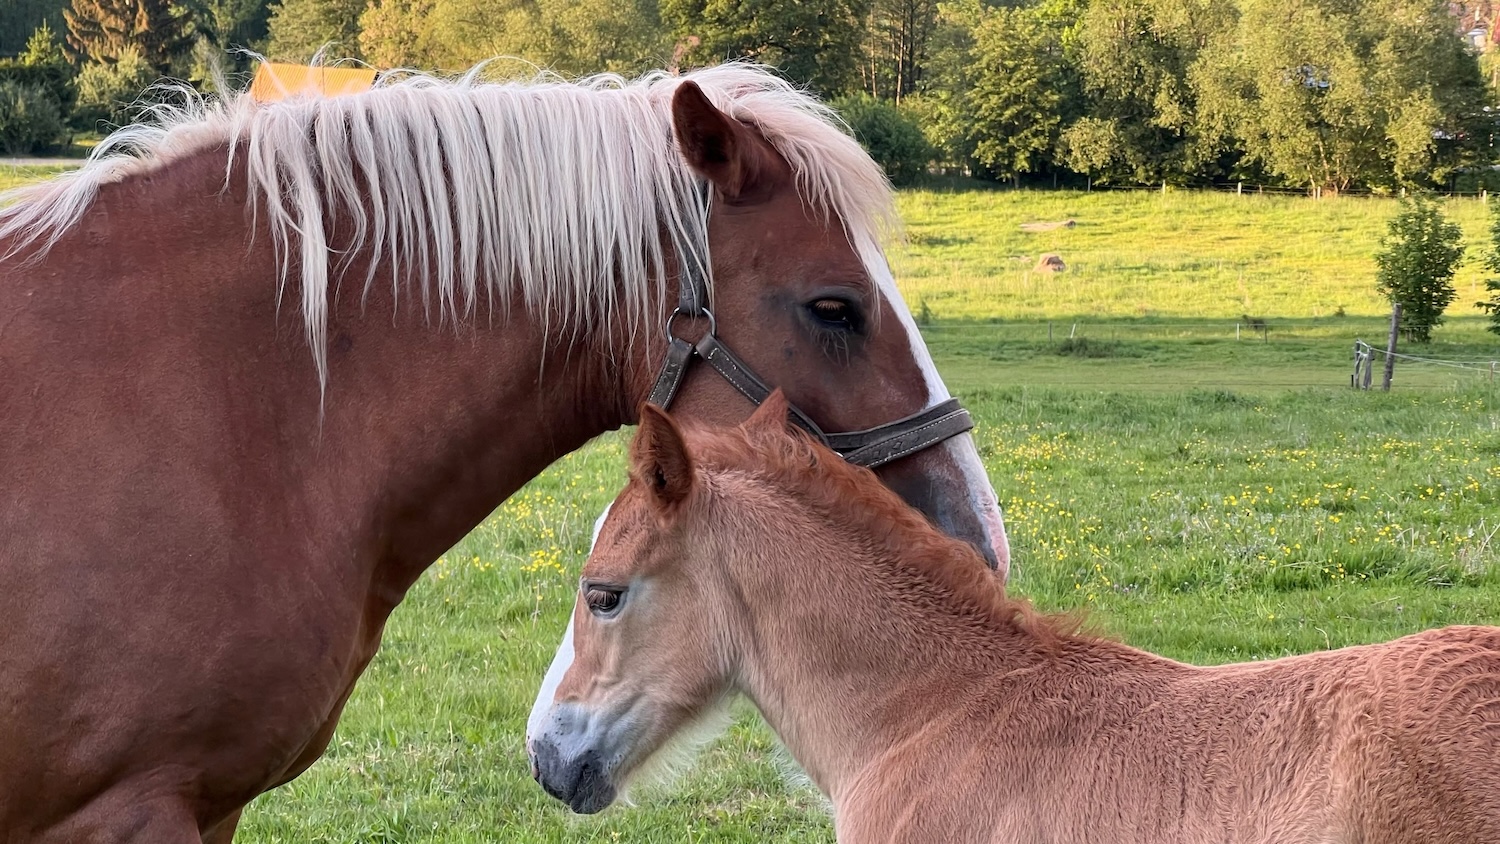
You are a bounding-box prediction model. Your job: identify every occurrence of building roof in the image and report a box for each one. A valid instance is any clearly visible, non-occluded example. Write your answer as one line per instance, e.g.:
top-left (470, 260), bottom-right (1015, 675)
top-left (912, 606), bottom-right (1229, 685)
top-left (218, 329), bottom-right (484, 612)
top-left (249, 63), bottom-right (378, 102)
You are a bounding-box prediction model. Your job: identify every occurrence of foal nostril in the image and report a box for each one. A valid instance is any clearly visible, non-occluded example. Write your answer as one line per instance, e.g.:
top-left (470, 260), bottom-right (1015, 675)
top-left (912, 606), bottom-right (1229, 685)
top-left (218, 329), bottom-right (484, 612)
top-left (531, 739), bottom-right (577, 802)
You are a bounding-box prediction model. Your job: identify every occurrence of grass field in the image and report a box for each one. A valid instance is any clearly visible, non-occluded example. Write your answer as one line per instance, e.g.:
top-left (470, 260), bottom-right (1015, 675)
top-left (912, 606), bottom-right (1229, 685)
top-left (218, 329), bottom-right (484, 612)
top-left (4, 166), bottom-right (1499, 840)
top-left (0, 164), bottom-right (73, 193)
top-left (893, 186), bottom-right (1497, 322)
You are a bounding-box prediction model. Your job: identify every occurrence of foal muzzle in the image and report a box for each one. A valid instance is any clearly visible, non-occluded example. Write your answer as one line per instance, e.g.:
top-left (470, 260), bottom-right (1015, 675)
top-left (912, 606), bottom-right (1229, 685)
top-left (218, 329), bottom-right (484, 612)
top-left (530, 734), bottom-right (618, 814)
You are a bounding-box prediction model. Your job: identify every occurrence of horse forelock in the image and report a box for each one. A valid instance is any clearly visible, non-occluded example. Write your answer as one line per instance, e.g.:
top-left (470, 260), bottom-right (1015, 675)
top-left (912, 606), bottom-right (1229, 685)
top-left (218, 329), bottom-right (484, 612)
top-left (0, 64), bottom-right (898, 392)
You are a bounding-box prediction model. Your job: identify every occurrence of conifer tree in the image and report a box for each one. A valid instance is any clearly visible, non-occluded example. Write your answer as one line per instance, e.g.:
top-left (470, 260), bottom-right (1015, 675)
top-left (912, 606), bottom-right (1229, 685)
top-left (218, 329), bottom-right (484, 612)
top-left (65, 0), bottom-right (191, 72)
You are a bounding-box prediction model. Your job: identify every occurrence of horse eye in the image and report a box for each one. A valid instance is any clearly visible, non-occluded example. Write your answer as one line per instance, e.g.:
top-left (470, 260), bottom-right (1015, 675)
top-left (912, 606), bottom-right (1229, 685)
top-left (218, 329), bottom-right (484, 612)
top-left (585, 586), bottom-right (624, 617)
top-left (807, 298), bottom-right (861, 332)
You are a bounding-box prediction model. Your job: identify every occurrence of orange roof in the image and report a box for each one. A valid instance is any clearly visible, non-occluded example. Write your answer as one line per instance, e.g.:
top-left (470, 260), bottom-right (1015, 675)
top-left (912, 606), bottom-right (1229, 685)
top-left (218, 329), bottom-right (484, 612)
top-left (249, 63), bottom-right (378, 103)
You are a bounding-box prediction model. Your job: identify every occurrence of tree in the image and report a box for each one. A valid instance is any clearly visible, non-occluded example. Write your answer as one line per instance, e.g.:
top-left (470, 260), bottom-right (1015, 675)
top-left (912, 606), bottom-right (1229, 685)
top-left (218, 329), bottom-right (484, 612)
top-left (1, 0), bottom-right (68, 57)
top-left (1194, 0), bottom-right (1486, 192)
top-left (184, 0), bottom-right (273, 55)
top-left (831, 93), bottom-right (930, 184)
top-left (359, 0), bottom-right (666, 75)
top-left (919, 0), bottom-right (1077, 181)
top-left (0, 80), bottom-right (66, 153)
top-left (1374, 196), bottom-right (1464, 343)
top-left (860, 0), bottom-right (940, 100)
top-left (72, 44), bottom-right (153, 127)
top-left (265, 0), bottom-right (366, 62)
top-left (0, 22), bottom-right (76, 146)
top-left (6, 22), bottom-right (76, 113)
top-left (965, 5), bottom-right (1069, 180)
top-left (64, 0), bottom-right (193, 72)
top-left (1061, 0), bottom-right (1235, 185)
top-left (663, 0), bottom-right (869, 95)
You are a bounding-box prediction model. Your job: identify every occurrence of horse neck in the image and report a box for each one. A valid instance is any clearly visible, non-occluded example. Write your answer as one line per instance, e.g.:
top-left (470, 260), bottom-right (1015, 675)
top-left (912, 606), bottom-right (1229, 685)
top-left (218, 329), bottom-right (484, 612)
top-left (59, 145), bottom-right (644, 602)
top-left (709, 495), bottom-right (1048, 800)
top-left (298, 243), bottom-right (650, 607)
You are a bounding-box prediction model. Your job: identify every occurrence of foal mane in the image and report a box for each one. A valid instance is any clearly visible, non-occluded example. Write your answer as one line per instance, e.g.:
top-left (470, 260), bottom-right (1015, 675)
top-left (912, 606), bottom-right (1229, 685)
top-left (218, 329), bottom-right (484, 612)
top-left (696, 422), bottom-right (1079, 646)
top-left (0, 64), bottom-right (897, 391)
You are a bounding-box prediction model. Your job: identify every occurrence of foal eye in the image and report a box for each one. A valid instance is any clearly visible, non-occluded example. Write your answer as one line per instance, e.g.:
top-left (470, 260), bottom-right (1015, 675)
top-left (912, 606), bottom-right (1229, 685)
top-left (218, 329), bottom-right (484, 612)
top-left (585, 586), bottom-right (625, 617)
top-left (806, 298), bottom-right (861, 332)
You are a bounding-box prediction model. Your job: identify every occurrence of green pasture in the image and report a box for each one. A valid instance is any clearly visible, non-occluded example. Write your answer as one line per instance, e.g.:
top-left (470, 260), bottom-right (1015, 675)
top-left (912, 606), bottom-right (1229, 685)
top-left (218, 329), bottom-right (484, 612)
top-left (893, 186), bottom-right (1496, 322)
top-left (0, 164), bottom-right (72, 193)
top-left (3, 167), bottom-right (1498, 840)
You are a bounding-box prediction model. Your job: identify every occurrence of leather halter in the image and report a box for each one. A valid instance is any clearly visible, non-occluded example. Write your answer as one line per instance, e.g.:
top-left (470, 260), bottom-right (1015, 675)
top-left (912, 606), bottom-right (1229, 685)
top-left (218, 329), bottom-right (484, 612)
top-left (645, 192), bottom-right (975, 470)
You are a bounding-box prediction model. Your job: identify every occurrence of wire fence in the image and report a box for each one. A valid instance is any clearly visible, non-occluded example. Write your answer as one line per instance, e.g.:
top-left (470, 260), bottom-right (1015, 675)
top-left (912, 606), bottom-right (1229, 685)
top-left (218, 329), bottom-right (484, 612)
top-left (1352, 339), bottom-right (1500, 390)
top-left (1067, 181), bottom-right (1498, 200)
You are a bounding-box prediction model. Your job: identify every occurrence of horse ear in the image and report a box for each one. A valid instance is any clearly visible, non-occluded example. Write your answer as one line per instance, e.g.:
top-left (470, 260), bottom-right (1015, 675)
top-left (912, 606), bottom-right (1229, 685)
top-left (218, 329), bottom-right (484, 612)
top-left (672, 81), bottom-right (776, 203)
top-left (632, 403), bottom-right (695, 509)
top-left (744, 389), bottom-right (792, 434)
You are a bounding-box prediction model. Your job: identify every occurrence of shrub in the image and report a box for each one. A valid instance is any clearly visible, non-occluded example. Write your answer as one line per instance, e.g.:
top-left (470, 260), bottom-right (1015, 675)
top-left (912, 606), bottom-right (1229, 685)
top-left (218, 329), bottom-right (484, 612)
top-left (1373, 195), bottom-right (1463, 343)
top-left (73, 47), bottom-right (156, 130)
top-left (1480, 198), bottom-right (1500, 338)
top-left (0, 24), bottom-right (76, 117)
top-left (830, 94), bottom-right (932, 186)
top-left (0, 81), bottom-right (67, 154)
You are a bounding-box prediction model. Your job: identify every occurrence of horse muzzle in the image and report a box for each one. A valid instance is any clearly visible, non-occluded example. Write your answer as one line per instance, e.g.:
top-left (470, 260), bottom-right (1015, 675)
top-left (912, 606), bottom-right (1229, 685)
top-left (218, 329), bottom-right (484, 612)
top-left (530, 734), bottom-right (618, 814)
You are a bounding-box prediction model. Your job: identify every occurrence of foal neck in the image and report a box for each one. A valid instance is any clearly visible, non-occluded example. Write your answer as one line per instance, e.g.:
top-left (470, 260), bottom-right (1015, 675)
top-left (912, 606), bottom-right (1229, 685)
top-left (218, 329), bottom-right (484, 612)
top-left (715, 493), bottom-right (1049, 800)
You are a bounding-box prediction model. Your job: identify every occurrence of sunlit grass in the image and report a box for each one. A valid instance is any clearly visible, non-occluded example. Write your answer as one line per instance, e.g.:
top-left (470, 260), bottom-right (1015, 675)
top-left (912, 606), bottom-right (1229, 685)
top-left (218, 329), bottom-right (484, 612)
top-left (893, 187), bottom-right (1496, 322)
top-left (0, 164), bottom-right (73, 195)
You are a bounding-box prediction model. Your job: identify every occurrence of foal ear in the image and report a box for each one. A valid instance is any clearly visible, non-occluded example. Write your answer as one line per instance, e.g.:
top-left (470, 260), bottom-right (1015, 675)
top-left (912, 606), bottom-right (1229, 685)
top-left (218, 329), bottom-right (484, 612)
top-left (744, 389), bottom-right (793, 434)
top-left (672, 81), bottom-right (777, 203)
top-left (632, 404), bottom-right (695, 509)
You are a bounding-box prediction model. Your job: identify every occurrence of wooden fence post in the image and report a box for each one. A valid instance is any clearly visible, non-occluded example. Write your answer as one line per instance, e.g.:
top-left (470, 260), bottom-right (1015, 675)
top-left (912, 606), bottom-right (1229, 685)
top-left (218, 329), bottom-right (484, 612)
top-left (1382, 303), bottom-right (1402, 391)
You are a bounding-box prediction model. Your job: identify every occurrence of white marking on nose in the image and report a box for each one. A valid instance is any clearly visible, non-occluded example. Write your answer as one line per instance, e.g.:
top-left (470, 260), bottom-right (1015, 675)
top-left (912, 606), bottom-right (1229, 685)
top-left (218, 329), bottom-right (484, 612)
top-left (528, 503), bottom-right (613, 746)
top-left (869, 258), bottom-right (1011, 573)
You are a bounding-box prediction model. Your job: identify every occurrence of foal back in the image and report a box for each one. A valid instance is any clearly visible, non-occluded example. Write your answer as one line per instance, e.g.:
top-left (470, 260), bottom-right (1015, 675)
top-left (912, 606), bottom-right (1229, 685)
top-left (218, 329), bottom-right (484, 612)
top-left (844, 625), bottom-right (1500, 844)
top-left (1330, 625), bottom-right (1500, 843)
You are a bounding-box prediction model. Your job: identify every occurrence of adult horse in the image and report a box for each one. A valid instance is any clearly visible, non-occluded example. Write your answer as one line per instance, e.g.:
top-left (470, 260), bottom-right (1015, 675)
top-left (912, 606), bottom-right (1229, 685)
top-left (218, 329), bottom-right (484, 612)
top-left (533, 394), bottom-right (1500, 843)
top-left (0, 65), bottom-right (1008, 842)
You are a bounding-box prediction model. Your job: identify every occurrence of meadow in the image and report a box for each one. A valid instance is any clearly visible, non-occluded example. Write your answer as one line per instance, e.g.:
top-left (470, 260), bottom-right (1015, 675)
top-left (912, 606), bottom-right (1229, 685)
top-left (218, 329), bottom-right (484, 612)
top-left (4, 165), bottom-right (1499, 840)
top-left (892, 185), bottom-right (1498, 322)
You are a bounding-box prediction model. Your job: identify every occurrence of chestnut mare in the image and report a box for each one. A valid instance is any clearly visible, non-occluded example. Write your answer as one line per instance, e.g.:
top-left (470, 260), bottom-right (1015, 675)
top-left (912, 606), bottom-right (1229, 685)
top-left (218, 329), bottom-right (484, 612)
top-left (533, 393), bottom-right (1500, 843)
top-left (0, 66), bottom-right (1009, 842)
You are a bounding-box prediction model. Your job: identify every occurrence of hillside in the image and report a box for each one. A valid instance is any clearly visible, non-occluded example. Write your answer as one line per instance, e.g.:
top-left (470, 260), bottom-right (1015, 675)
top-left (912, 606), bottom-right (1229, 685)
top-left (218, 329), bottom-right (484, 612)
top-left (894, 186), bottom-right (1495, 322)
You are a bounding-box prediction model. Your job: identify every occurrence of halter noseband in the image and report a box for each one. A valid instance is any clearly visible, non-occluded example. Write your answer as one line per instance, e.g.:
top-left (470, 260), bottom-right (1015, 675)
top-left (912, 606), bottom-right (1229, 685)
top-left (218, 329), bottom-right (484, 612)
top-left (645, 193), bottom-right (975, 470)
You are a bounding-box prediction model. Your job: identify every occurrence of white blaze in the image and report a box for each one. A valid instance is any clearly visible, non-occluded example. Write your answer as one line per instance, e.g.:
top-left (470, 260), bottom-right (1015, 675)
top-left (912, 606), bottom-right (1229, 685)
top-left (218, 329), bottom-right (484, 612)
top-left (868, 258), bottom-right (1011, 575)
top-left (527, 503), bottom-right (612, 745)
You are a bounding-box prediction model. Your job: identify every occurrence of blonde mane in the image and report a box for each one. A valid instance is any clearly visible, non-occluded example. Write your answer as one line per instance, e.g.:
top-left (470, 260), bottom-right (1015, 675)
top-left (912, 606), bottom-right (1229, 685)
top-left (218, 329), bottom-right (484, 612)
top-left (0, 64), bottom-right (897, 390)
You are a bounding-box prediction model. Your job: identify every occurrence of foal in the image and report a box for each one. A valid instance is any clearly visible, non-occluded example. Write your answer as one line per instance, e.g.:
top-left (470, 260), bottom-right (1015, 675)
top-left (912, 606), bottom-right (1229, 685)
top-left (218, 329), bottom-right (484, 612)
top-left (531, 393), bottom-right (1500, 843)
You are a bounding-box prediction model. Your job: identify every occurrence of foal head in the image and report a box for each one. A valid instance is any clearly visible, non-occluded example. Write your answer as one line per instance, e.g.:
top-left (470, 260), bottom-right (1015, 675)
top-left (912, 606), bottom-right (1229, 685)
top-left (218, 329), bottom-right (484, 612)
top-left (530, 392), bottom-right (1003, 813)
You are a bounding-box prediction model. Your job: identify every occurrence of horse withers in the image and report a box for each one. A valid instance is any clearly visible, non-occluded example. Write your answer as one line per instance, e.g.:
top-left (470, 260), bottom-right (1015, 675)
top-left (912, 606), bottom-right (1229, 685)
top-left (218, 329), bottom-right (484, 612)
top-left (0, 66), bottom-right (1006, 841)
top-left (531, 392), bottom-right (1500, 843)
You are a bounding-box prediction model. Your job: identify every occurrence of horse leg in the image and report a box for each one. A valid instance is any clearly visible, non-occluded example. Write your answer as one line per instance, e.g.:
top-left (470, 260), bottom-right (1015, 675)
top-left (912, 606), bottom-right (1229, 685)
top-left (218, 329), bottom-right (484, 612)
top-left (201, 808), bottom-right (242, 844)
top-left (39, 792), bottom-right (204, 844)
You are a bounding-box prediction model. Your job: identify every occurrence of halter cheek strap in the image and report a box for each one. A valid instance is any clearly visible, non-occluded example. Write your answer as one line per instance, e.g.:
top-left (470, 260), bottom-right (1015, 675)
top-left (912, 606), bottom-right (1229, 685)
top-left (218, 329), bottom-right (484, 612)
top-left (644, 187), bottom-right (975, 470)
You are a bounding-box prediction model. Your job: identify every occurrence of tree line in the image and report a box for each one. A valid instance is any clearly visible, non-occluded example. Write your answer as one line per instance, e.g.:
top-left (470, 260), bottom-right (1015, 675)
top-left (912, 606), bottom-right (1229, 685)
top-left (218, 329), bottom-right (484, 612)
top-left (0, 0), bottom-right (1495, 195)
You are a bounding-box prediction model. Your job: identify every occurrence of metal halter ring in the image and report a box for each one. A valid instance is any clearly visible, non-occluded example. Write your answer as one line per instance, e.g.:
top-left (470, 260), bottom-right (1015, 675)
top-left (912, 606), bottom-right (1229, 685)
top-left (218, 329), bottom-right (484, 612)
top-left (664, 306), bottom-right (717, 342)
